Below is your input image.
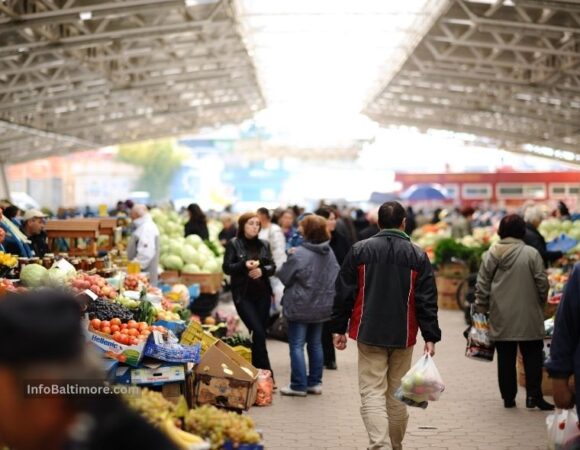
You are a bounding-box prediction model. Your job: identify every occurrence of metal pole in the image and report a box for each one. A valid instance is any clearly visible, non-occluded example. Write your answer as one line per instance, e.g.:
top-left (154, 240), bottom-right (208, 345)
top-left (0, 162), bottom-right (11, 202)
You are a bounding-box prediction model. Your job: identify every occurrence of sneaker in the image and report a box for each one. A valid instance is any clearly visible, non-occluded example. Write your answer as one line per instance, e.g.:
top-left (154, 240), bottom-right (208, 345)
top-left (280, 385), bottom-right (307, 397)
top-left (307, 384), bottom-right (322, 395)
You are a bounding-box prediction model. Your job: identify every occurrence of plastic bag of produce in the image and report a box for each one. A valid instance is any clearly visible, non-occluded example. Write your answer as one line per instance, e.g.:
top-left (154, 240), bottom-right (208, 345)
top-left (397, 354), bottom-right (445, 408)
top-left (546, 409), bottom-right (580, 450)
top-left (465, 309), bottom-right (495, 362)
top-left (254, 369), bottom-right (274, 407)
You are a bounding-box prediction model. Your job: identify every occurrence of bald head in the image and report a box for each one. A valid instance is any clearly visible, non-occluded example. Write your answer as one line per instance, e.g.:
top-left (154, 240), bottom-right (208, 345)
top-left (130, 204), bottom-right (149, 220)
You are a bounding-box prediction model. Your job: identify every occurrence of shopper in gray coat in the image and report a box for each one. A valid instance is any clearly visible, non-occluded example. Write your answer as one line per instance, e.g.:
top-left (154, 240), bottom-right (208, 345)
top-left (277, 215), bottom-right (340, 396)
top-left (475, 214), bottom-right (552, 410)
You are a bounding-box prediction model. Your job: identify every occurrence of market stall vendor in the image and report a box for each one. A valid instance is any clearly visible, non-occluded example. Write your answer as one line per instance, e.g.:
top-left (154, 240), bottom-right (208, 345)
top-left (127, 204), bottom-right (160, 285)
top-left (0, 290), bottom-right (178, 450)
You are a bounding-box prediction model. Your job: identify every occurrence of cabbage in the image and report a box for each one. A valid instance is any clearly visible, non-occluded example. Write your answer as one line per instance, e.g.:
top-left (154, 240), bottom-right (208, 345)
top-left (163, 255), bottom-right (184, 271)
top-left (202, 259), bottom-right (221, 273)
top-left (181, 245), bottom-right (198, 264)
top-left (182, 263), bottom-right (201, 274)
top-left (45, 267), bottom-right (69, 286)
top-left (20, 264), bottom-right (48, 287)
top-left (185, 234), bottom-right (203, 249)
top-left (168, 240), bottom-right (182, 255)
top-left (195, 253), bottom-right (209, 268)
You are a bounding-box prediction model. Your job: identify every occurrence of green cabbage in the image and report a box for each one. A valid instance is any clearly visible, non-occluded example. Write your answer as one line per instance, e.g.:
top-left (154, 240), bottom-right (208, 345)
top-left (20, 264), bottom-right (48, 287)
top-left (46, 267), bottom-right (69, 286)
top-left (182, 263), bottom-right (201, 274)
top-left (163, 255), bottom-right (184, 271)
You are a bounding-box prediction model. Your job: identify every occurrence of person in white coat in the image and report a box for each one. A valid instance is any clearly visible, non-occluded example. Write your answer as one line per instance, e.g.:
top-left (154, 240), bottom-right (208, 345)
top-left (257, 207), bottom-right (287, 314)
top-left (127, 204), bottom-right (160, 285)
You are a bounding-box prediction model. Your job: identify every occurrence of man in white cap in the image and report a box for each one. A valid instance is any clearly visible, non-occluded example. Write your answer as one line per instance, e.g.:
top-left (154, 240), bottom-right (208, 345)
top-left (127, 204), bottom-right (160, 285)
top-left (4, 209), bottom-right (48, 257)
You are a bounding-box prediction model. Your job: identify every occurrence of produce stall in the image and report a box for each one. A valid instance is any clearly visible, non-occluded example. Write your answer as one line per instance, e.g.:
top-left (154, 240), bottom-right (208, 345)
top-left (0, 254), bottom-right (265, 449)
top-left (412, 216), bottom-right (580, 311)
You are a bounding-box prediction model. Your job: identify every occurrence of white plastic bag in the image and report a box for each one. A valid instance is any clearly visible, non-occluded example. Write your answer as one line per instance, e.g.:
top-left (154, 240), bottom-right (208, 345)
top-left (547, 409), bottom-right (580, 450)
top-left (396, 354), bottom-right (445, 408)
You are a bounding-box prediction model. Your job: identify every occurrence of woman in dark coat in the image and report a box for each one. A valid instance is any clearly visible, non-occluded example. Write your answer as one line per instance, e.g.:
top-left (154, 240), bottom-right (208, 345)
top-left (184, 203), bottom-right (209, 240)
top-left (222, 212), bottom-right (276, 375)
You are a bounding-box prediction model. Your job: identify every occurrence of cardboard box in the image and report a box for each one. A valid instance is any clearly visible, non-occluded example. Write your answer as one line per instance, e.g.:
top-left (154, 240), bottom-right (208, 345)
top-left (181, 273), bottom-right (223, 294)
top-left (132, 364), bottom-right (186, 385)
top-left (161, 382), bottom-right (186, 404)
top-left (193, 341), bottom-right (258, 410)
top-left (180, 320), bottom-right (219, 354)
top-left (159, 270), bottom-right (180, 284)
top-left (84, 320), bottom-right (146, 367)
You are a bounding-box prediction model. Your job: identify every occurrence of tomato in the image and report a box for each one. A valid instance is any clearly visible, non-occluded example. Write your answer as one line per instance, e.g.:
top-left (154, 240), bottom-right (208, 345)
top-left (120, 324), bottom-right (128, 330)
top-left (140, 330), bottom-right (151, 337)
top-left (138, 322), bottom-right (148, 331)
top-left (127, 329), bottom-right (139, 337)
top-left (127, 320), bottom-right (138, 329)
top-left (101, 326), bottom-right (111, 335)
top-left (90, 319), bottom-right (102, 330)
top-left (120, 329), bottom-right (129, 335)
top-left (110, 318), bottom-right (122, 326)
top-left (100, 320), bottom-right (111, 330)
top-left (129, 337), bottom-right (138, 346)
top-left (119, 335), bottom-right (130, 345)
top-left (118, 354), bottom-right (127, 363)
top-left (110, 325), bottom-right (120, 333)
top-left (112, 332), bottom-right (122, 342)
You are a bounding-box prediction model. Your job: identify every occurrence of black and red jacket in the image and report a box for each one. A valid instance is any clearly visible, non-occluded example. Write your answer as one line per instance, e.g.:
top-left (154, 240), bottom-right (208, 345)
top-left (329, 229), bottom-right (441, 348)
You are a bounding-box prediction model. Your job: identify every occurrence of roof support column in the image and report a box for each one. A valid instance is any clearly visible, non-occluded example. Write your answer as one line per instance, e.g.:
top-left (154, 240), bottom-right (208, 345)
top-left (0, 162), bottom-right (11, 202)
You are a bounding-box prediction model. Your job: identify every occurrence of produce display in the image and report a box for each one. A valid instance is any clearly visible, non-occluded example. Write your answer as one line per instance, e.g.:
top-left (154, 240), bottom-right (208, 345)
top-left (71, 272), bottom-right (118, 299)
top-left (539, 218), bottom-right (580, 245)
top-left (88, 318), bottom-right (156, 346)
top-left (185, 405), bottom-right (261, 450)
top-left (0, 252), bottom-right (17, 270)
top-left (151, 208), bottom-right (224, 274)
top-left (86, 296), bottom-right (135, 322)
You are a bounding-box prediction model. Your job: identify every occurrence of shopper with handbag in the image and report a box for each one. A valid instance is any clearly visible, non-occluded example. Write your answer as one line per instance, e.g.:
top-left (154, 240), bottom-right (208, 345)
top-left (475, 214), bottom-right (552, 410)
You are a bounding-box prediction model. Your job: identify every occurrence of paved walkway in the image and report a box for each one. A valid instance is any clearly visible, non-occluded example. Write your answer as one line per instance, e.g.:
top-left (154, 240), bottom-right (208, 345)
top-left (249, 309), bottom-right (551, 450)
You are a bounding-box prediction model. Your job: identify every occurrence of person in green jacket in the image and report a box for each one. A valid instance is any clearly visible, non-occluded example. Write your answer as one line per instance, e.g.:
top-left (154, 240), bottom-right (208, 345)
top-left (475, 214), bottom-right (552, 410)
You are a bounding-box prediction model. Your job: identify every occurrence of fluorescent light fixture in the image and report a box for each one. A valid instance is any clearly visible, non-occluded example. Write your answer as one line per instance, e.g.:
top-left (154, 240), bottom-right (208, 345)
top-left (79, 11), bottom-right (93, 20)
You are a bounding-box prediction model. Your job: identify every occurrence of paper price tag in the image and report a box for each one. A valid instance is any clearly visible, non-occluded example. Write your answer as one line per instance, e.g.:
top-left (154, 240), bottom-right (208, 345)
top-left (83, 289), bottom-right (98, 301)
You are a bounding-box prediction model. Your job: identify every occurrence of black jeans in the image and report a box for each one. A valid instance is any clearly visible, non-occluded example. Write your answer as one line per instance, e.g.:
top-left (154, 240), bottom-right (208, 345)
top-left (322, 322), bottom-right (336, 365)
top-left (495, 340), bottom-right (544, 401)
top-left (235, 296), bottom-right (273, 377)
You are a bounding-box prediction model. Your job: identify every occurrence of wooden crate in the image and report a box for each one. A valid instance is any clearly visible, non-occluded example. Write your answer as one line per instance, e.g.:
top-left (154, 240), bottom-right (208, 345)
top-left (517, 352), bottom-right (553, 396)
top-left (437, 292), bottom-right (459, 310)
top-left (438, 262), bottom-right (470, 279)
top-left (436, 276), bottom-right (462, 295)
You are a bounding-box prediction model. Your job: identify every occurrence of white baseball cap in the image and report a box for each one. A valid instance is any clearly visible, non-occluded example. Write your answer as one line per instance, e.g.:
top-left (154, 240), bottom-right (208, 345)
top-left (22, 209), bottom-right (48, 221)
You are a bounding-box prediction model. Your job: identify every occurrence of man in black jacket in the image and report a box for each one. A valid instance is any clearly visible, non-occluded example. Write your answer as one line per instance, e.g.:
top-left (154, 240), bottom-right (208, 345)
top-left (329, 201), bottom-right (441, 450)
top-left (523, 206), bottom-right (562, 268)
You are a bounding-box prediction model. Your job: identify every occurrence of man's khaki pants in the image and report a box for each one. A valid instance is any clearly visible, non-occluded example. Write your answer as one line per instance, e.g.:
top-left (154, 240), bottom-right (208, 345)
top-left (358, 342), bottom-right (414, 450)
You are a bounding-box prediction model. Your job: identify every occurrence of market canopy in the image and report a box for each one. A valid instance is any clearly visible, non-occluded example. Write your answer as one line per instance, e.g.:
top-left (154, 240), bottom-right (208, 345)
top-left (0, 0), bottom-right (264, 163)
top-left (364, 0), bottom-right (580, 165)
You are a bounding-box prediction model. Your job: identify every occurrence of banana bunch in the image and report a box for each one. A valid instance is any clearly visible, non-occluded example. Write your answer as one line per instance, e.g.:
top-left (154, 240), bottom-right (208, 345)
top-left (162, 418), bottom-right (205, 449)
top-left (0, 252), bottom-right (17, 268)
